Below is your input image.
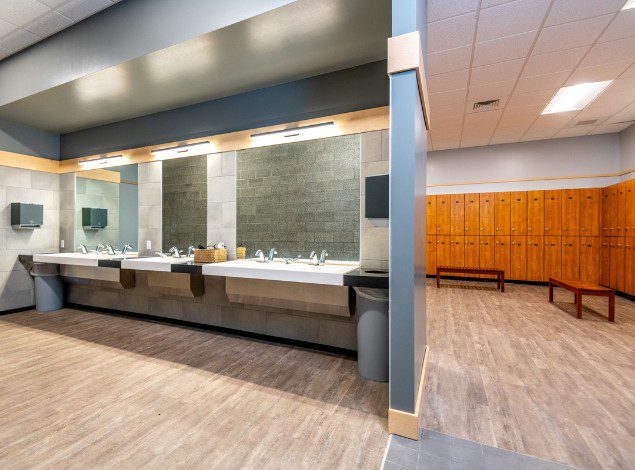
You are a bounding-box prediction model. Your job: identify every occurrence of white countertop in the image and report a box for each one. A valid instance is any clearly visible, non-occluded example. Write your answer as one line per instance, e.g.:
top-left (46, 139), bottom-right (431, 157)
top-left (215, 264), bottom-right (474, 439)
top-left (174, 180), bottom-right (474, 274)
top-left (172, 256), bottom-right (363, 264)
top-left (120, 256), bottom-right (193, 272)
top-left (202, 259), bottom-right (359, 285)
top-left (33, 252), bottom-right (139, 267)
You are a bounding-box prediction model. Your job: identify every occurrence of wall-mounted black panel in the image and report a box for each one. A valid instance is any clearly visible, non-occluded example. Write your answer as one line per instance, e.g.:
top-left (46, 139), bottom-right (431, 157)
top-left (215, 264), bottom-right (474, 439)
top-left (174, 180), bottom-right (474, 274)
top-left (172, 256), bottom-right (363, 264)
top-left (11, 203), bottom-right (43, 229)
top-left (82, 208), bottom-right (108, 229)
top-left (365, 174), bottom-right (389, 219)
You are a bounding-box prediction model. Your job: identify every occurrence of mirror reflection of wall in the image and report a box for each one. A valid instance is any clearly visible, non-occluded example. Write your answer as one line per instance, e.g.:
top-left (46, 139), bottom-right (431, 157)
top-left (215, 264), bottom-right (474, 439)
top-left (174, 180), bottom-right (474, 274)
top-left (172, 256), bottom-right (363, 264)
top-left (118, 165), bottom-right (139, 251)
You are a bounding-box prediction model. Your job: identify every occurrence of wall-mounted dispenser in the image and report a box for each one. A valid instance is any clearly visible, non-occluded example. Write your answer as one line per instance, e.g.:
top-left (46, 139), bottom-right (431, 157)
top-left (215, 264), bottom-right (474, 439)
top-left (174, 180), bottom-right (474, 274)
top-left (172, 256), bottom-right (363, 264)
top-left (365, 175), bottom-right (389, 219)
top-left (82, 208), bottom-right (108, 229)
top-left (11, 203), bottom-right (44, 229)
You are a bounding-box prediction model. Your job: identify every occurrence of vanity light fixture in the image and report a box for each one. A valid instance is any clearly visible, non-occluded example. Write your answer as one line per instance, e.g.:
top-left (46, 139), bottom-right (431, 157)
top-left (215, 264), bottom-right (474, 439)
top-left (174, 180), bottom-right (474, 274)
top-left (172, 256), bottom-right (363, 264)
top-left (622, 0), bottom-right (635, 10)
top-left (250, 121), bottom-right (335, 142)
top-left (150, 141), bottom-right (214, 159)
top-left (541, 81), bottom-right (613, 115)
top-left (78, 155), bottom-right (125, 169)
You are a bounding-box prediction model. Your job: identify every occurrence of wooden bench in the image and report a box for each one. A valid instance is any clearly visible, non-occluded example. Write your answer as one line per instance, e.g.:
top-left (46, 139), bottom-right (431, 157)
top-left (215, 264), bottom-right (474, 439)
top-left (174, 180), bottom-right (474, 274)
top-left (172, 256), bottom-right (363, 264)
top-left (436, 266), bottom-right (505, 292)
top-left (548, 278), bottom-right (615, 322)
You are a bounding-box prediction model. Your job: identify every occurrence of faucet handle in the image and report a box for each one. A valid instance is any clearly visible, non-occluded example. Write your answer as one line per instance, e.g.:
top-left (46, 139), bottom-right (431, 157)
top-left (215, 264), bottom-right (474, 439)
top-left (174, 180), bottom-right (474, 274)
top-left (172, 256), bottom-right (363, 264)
top-left (310, 250), bottom-right (317, 258)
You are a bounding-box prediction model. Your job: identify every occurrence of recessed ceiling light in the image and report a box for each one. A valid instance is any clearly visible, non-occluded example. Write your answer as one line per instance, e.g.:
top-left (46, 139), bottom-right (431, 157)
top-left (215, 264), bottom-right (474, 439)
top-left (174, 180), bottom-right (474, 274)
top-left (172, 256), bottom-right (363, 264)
top-left (150, 141), bottom-right (214, 159)
top-left (622, 0), bottom-right (635, 10)
top-left (78, 155), bottom-right (125, 169)
top-left (541, 81), bottom-right (613, 115)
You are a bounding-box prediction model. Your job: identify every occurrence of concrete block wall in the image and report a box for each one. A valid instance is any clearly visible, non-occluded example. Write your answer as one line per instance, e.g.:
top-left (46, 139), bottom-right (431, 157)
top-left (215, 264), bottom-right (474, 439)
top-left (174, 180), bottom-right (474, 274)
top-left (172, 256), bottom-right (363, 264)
top-left (138, 161), bottom-right (162, 256)
top-left (0, 167), bottom-right (60, 311)
top-left (74, 177), bottom-right (119, 249)
top-left (207, 151), bottom-right (237, 258)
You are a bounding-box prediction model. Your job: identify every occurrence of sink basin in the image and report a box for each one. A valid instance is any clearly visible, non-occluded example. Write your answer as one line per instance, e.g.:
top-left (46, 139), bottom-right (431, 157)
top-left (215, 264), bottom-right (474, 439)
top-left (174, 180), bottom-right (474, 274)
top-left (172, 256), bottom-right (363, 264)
top-left (120, 256), bottom-right (193, 272)
top-left (33, 252), bottom-right (139, 267)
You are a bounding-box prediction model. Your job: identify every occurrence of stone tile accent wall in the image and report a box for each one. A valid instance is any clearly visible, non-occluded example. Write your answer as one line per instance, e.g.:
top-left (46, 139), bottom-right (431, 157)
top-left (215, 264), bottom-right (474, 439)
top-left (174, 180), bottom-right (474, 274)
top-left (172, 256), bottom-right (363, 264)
top-left (236, 135), bottom-right (360, 260)
top-left (138, 161), bottom-right (162, 256)
top-left (74, 176), bottom-right (119, 249)
top-left (360, 130), bottom-right (389, 270)
top-left (65, 273), bottom-right (357, 350)
top-left (0, 167), bottom-right (60, 311)
top-left (59, 173), bottom-right (75, 253)
top-left (162, 155), bottom-right (207, 251)
top-left (207, 152), bottom-right (237, 258)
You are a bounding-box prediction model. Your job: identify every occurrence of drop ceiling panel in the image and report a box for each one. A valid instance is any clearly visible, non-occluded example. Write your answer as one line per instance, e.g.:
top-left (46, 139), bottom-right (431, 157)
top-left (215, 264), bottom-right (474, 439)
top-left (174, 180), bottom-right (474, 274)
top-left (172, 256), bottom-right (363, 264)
top-left (426, 46), bottom-right (472, 75)
top-left (515, 70), bottom-right (569, 94)
top-left (476, 0), bottom-right (551, 43)
top-left (565, 60), bottom-right (633, 85)
top-left (467, 80), bottom-right (515, 102)
top-left (580, 36), bottom-right (635, 68)
top-left (427, 69), bottom-right (470, 94)
top-left (599, 9), bottom-right (635, 43)
top-left (427, 0), bottom-right (479, 23)
top-left (470, 59), bottom-right (524, 86)
top-left (427, 12), bottom-right (477, 54)
top-left (532, 15), bottom-right (613, 55)
top-left (545, 0), bottom-right (625, 27)
top-left (472, 31), bottom-right (537, 67)
top-left (523, 46), bottom-right (589, 77)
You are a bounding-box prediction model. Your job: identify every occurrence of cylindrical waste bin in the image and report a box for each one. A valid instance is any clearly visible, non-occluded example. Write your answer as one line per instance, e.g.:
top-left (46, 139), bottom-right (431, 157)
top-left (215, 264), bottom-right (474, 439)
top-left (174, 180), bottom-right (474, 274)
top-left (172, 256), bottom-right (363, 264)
top-left (355, 287), bottom-right (389, 382)
top-left (31, 263), bottom-right (63, 312)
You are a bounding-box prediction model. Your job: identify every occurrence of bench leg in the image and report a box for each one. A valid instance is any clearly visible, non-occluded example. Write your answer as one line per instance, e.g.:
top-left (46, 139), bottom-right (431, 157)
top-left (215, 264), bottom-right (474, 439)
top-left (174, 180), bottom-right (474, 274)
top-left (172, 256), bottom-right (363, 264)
top-left (500, 274), bottom-right (505, 293)
top-left (576, 294), bottom-right (583, 319)
top-left (548, 282), bottom-right (553, 302)
top-left (436, 272), bottom-right (440, 288)
top-left (609, 295), bottom-right (615, 322)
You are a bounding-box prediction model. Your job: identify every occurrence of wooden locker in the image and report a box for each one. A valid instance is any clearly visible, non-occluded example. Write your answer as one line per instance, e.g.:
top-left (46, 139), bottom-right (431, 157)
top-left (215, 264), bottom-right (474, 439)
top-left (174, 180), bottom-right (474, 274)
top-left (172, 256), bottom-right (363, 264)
top-left (450, 235), bottom-right (465, 266)
top-left (495, 236), bottom-right (511, 276)
top-left (510, 236), bottom-right (527, 281)
top-left (494, 192), bottom-right (511, 235)
top-left (436, 235), bottom-right (451, 267)
top-left (450, 194), bottom-right (465, 235)
top-left (609, 184), bottom-right (618, 236)
top-left (579, 188), bottom-right (600, 237)
top-left (544, 190), bottom-right (562, 236)
top-left (543, 236), bottom-right (562, 281)
top-left (600, 237), bottom-right (611, 287)
top-left (561, 189), bottom-right (579, 236)
top-left (464, 194), bottom-right (479, 235)
top-left (609, 239), bottom-right (619, 289)
top-left (626, 237), bottom-right (635, 295)
top-left (617, 238), bottom-right (626, 292)
top-left (601, 187), bottom-right (610, 237)
top-left (527, 191), bottom-right (544, 236)
top-left (479, 236), bottom-right (495, 278)
top-left (510, 191), bottom-right (527, 235)
top-left (626, 180), bottom-right (634, 236)
top-left (561, 236), bottom-right (580, 280)
top-left (479, 193), bottom-right (495, 235)
top-left (426, 235), bottom-right (436, 275)
top-left (526, 236), bottom-right (544, 282)
top-left (618, 182), bottom-right (627, 237)
top-left (426, 195), bottom-right (437, 235)
top-left (437, 195), bottom-right (451, 235)
top-left (580, 237), bottom-right (600, 284)
top-left (464, 236), bottom-right (479, 270)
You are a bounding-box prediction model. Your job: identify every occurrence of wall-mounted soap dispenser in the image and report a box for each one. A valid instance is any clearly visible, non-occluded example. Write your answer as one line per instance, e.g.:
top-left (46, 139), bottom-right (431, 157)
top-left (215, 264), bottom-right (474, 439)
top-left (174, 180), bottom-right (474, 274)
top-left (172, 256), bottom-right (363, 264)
top-left (11, 203), bottom-right (43, 229)
top-left (82, 208), bottom-right (108, 229)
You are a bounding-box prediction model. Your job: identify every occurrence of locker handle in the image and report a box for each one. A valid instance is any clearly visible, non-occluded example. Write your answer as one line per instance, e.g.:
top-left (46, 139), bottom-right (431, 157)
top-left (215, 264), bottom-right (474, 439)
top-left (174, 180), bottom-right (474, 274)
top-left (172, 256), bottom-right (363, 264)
top-left (511, 228), bottom-right (515, 231)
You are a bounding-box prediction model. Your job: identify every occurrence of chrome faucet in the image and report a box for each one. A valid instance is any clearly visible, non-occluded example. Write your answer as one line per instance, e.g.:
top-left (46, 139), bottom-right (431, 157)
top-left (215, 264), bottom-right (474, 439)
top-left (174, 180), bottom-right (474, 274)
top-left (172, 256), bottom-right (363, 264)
top-left (255, 249), bottom-right (266, 263)
top-left (284, 255), bottom-right (302, 264)
top-left (309, 251), bottom-right (320, 266)
top-left (186, 246), bottom-right (195, 257)
top-left (76, 244), bottom-right (88, 254)
top-left (154, 251), bottom-right (169, 258)
top-left (121, 244), bottom-right (133, 255)
top-left (268, 248), bottom-right (277, 262)
top-left (319, 250), bottom-right (329, 265)
top-left (93, 243), bottom-right (106, 254)
top-left (105, 244), bottom-right (116, 256)
top-left (168, 246), bottom-right (182, 258)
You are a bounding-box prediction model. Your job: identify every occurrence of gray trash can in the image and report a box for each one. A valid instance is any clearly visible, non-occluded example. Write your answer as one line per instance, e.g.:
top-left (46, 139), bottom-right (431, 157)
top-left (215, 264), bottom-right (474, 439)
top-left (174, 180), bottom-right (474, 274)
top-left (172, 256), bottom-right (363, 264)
top-left (355, 287), bottom-right (389, 382)
top-left (31, 263), bottom-right (63, 312)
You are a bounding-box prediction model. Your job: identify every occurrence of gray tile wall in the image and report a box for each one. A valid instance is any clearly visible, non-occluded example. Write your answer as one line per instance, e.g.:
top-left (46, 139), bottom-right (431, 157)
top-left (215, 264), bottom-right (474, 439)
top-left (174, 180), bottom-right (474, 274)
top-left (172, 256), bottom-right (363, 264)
top-left (74, 176), bottom-right (119, 249)
top-left (162, 155), bottom-right (207, 251)
top-left (0, 166), bottom-right (60, 311)
top-left (207, 152), bottom-right (237, 258)
top-left (59, 173), bottom-right (75, 253)
top-left (236, 135), bottom-right (361, 260)
top-left (138, 161), bottom-right (162, 256)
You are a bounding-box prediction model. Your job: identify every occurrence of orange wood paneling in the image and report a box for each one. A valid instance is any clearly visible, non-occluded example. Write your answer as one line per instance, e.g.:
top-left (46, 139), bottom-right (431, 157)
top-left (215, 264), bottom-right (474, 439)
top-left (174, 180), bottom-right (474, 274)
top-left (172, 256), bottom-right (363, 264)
top-left (464, 236), bottom-right (479, 276)
top-left (579, 188), bottom-right (600, 237)
top-left (561, 189), bottom-right (579, 236)
top-left (600, 237), bottom-right (611, 287)
top-left (450, 235), bottom-right (465, 267)
top-left (426, 195), bottom-right (436, 235)
top-left (543, 236), bottom-right (562, 281)
top-left (544, 190), bottom-right (562, 236)
top-left (561, 236), bottom-right (580, 280)
top-left (494, 192), bottom-right (511, 235)
top-left (510, 236), bottom-right (527, 281)
top-left (450, 194), bottom-right (465, 235)
top-left (609, 238), bottom-right (619, 289)
top-left (626, 237), bottom-right (635, 295)
top-left (580, 237), bottom-right (600, 285)
top-left (464, 194), bottom-right (479, 235)
top-left (527, 191), bottom-right (544, 236)
top-left (479, 193), bottom-right (495, 236)
top-left (626, 180), bottom-right (634, 236)
top-left (437, 195), bottom-right (451, 235)
top-left (608, 184), bottom-right (618, 236)
top-left (601, 187), bottom-right (610, 237)
top-left (617, 237), bottom-right (626, 292)
top-left (436, 235), bottom-right (451, 266)
top-left (495, 236), bottom-right (511, 275)
top-left (618, 182), bottom-right (627, 237)
top-left (479, 236), bottom-right (495, 278)
top-left (426, 235), bottom-right (436, 275)
top-left (510, 191), bottom-right (527, 236)
top-left (527, 236), bottom-right (544, 282)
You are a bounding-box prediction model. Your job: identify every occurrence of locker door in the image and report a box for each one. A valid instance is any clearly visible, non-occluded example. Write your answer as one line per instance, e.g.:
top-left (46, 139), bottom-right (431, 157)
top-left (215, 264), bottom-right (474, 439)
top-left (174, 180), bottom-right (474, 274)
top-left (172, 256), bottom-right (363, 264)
top-left (436, 235), bottom-right (451, 267)
top-left (543, 236), bottom-right (562, 281)
top-left (617, 238), bottom-right (626, 292)
top-left (609, 239), bottom-right (618, 289)
top-left (426, 235), bottom-right (437, 275)
top-left (426, 196), bottom-right (437, 235)
top-left (510, 191), bottom-right (527, 235)
top-left (626, 237), bottom-right (635, 295)
top-left (450, 194), bottom-right (465, 235)
top-left (437, 195), bottom-right (451, 235)
top-left (464, 236), bottom-right (479, 274)
top-left (609, 184), bottom-right (618, 236)
top-left (544, 190), bottom-right (562, 236)
top-left (450, 235), bottom-right (465, 266)
top-left (494, 192), bottom-right (511, 235)
top-left (464, 194), bottom-right (479, 235)
top-left (561, 236), bottom-right (580, 280)
top-left (618, 182), bottom-right (627, 237)
top-left (579, 188), bottom-right (600, 237)
top-left (510, 236), bottom-right (527, 281)
top-left (580, 237), bottom-right (600, 284)
top-left (601, 187), bottom-right (610, 237)
top-left (626, 180), bottom-right (634, 236)
top-left (479, 236), bottom-right (495, 278)
top-left (526, 236), bottom-right (544, 282)
top-left (479, 193), bottom-right (495, 235)
top-left (495, 236), bottom-right (511, 276)
top-left (600, 237), bottom-right (611, 287)
top-left (527, 191), bottom-right (544, 236)
top-left (561, 189), bottom-right (579, 236)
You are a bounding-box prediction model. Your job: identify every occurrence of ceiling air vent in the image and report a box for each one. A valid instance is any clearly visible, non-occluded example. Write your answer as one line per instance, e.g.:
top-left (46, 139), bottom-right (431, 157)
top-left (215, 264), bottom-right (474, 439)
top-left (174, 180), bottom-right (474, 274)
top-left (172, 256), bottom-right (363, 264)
top-left (576, 119), bottom-right (598, 126)
top-left (473, 99), bottom-right (500, 111)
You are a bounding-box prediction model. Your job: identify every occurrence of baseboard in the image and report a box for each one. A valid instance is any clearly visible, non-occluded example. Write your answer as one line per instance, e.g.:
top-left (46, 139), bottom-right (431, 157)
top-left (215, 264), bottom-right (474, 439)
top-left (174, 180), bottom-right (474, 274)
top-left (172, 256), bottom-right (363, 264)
top-left (388, 345), bottom-right (429, 440)
top-left (0, 305), bottom-right (36, 316)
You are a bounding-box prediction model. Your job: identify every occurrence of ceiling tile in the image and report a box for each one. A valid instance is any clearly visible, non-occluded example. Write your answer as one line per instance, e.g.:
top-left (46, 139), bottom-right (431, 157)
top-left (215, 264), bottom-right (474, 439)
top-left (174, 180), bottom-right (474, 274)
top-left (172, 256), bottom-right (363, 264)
top-left (39, 0), bottom-right (73, 7)
top-left (57, 0), bottom-right (113, 23)
top-left (574, 103), bottom-right (625, 125)
top-left (0, 0), bottom-right (49, 27)
top-left (428, 69), bottom-right (469, 93)
top-left (467, 80), bottom-right (515, 102)
top-left (566, 60), bottom-right (632, 85)
top-left (0, 46), bottom-right (12, 60)
top-left (532, 14), bottom-right (613, 55)
top-left (592, 87), bottom-right (635, 108)
top-left (530, 112), bottom-right (577, 130)
top-left (605, 102), bottom-right (635, 124)
top-left (522, 129), bottom-right (559, 142)
top-left (476, 0), bottom-right (551, 43)
top-left (470, 59), bottom-right (524, 86)
top-left (598, 9), bottom-right (635, 43)
top-left (431, 114), bottom-right (464, 132)
top-left (523, 46), bottom-right (588, 77)
top-left (588, 123), bottom-right (633, 135)
top-left (461, 138), bottom-right (492, 148)
top-left (622, 62), bottom-right (635, 78)
top-left (490, 135), bottom-right (521, 145)
top-left (24, 11), bottom-right (73, 38)
top-left (472, 30), bottom-right (536, 67)
top-left (433, 141), bottom-right (462, 151)
top-left (515, 70), bottom-right (569, 94)
top-left (554, 126), bottom-right (594, 138)
top-left (604, 76), bottom-right (635, 95)
top-left (545, 0), bottom-right (624, 27)
top-left (429, 88), bottom-right (468, 107)
top-left (428, 0), bottom-right (479, 23)
top-left (0, 28), bottom-right (40, 52)
top-left (426, 46), bottom-right (472, 76)
top-left (579, 36), bottom-right (635, 68)
top-left (507, 88), bottom-right (557, 108)
top-left (428, 12), bottom-right (477, 53)
top-left (430, 101), bottom-right (467, 119)
top-left (0, 18), bottom-right (16, 38)
top-left (481, 0), bottom-right (518, 7)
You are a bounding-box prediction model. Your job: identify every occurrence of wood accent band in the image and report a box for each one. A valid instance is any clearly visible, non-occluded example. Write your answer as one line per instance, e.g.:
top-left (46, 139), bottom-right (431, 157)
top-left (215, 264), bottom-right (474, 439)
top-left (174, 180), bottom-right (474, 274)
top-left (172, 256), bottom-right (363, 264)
top-left (0, 150), bottom-right (60, 174)
top-left (387, 31), bottom-right (431, 130)
top-left (76, 168), bottom-right (121, 183)
top-left (388, 345), bottom-right (429, 440)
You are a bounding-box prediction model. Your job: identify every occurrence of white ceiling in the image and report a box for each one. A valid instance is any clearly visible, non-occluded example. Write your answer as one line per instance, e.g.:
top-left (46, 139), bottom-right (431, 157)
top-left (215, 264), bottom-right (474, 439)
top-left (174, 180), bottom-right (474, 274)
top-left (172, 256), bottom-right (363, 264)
top-left (426, 0), bottom-right (635, 151)
top-left (0, 0), bottom-right (120, 61)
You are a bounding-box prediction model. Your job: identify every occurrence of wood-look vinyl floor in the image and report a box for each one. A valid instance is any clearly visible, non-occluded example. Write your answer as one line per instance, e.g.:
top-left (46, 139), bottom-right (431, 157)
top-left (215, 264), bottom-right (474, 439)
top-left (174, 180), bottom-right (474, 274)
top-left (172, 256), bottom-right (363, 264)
top-left (0, 309), bottom-right (388, 469)
top-left (421, 279), bottom-right (635, 470)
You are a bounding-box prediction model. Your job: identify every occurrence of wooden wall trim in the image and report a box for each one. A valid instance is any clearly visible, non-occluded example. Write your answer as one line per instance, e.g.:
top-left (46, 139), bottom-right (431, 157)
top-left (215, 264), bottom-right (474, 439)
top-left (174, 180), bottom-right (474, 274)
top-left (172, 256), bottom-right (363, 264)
top-left (76, 168), bottom-right (121, 183)
top-left (0, 150), bottom-right (59, 174)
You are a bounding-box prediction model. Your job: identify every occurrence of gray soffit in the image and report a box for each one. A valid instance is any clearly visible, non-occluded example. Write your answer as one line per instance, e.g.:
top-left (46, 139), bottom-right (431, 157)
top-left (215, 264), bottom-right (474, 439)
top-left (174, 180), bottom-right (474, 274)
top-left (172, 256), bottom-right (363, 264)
top-left (0, 0), bottom-right (390, 134)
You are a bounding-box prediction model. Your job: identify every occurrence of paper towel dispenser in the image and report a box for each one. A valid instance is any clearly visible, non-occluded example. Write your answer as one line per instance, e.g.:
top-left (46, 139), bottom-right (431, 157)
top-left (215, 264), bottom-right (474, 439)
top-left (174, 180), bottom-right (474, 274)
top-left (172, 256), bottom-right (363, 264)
top-left (365, 175), bottom-right (389, 219)
top-left (11, 203), bottom-right (43, 229)
top-left (82, 208), bottom-right (108, 229)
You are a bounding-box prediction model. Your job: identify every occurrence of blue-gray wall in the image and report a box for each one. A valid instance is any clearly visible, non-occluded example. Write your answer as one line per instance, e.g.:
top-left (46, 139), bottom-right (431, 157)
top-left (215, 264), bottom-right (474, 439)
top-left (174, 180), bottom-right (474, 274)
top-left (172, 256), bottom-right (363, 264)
top-left (0, 118), bottom-right (59, 159)
top-left (60, 60), bottom-right (388, 159)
